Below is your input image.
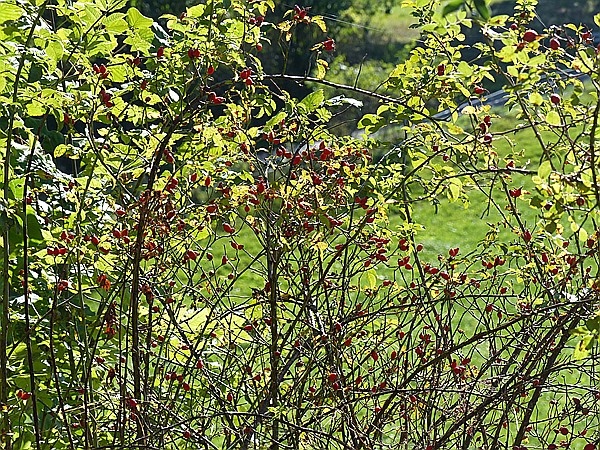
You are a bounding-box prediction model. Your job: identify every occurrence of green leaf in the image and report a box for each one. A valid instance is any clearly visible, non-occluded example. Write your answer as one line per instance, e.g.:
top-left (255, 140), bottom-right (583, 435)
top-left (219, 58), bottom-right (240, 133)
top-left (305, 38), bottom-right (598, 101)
top-left (529, 92), bottom-right (543, 106)
top-left (595, 13), bottom-right (600, 27)
top-left (45, 41), bottom-right (64, 64)
top-left (83, 4), bottom-right (103, 26)
top-left (104, 13), bottom-right (129, 33)
top-left (126, 8), bottom-right (153, 31)
top-left (473, 0), bottom-right (490, 20)
top-left (124, 34), bottom-right (152, 54)
top-left (54, 144), bottom-right (68, 158)
top-left (365, 269), bottom-right (377, 289)
top-left (26, 101), bottom-right (45, 117)
top-left (586, 316), bottom-right (600, 332)
top-left (265, 111), bottom-right (286, 130)
top-left (546, 110), bottom-right (561, 126)
top-left (573, 334), bottom-right (594, 360)
top-left (447, 178), bottom-right (462, 202)
top-left (357, 114), bottom-right (386, 135)
top-left (27, 64), bottom-right (42, 83)
top-left (0, 4), bottom-right (23, 23)
top-left (187, 4), bottom-right (206, 17)
top-left (315, 59), bottom-right (328, 80)
top-left (537, 160), bottom-right (551, 179)
top-left (457, 60), bottom-right (473, 77)
top-left (105, 0), bottom-right (128, 10)
top-left (298, 90), bottom-right (324, 113)
top-left (312, 16), bottom-right (327, 33)
top-left (442, 0), bottom-right (464, 16)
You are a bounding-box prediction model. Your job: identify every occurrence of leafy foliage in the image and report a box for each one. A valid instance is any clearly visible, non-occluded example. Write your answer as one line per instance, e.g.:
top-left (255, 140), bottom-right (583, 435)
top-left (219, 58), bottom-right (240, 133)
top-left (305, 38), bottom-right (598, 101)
top-left (1, 0), bottom-right (600, 449)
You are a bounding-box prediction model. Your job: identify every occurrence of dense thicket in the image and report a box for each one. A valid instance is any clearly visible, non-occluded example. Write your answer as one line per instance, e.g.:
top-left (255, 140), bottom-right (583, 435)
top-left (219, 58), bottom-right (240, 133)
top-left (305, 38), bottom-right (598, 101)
top-left (1, 0), bottom-right (600, 449)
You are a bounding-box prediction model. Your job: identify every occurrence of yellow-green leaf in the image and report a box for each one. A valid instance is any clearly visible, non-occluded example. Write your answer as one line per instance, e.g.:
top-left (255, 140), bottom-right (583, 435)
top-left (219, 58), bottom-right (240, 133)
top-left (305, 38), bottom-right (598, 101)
top-left (187, 4), bottom-right (206, 17)
top-left (298, 90), bottom-right (324, 113)
top-left (529, 92), bottom-right (543, 106)
top-left (312, 16), bottom-right (326, 32)
top-left (546, 110), bottom-right (561, 126)
top-left (0, 4), bottom-right (23, 23)
top-left (448, 178), bottom-right (462, 202)
top-left (573, 334), bottom-right (594, 360)
top-left (537, 160), bottom-right (551, 179)
top-left (315, 59), bottom-right (328, 80)
top-left (104, 13), bottom-right (129, 33)
top-left (126, 7), bottom-right (153, 31)
top-left (54, 144), bottom-right (68, 158)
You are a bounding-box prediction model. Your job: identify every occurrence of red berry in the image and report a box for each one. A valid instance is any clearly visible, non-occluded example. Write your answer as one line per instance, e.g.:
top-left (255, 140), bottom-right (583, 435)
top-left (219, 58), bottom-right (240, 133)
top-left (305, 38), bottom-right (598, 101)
top-left (550, 94), bottom-right (561, 105)
top-left (328, 373), bottom-right (338, 382)
top-left (208, 92), bottom-right (225, 105)
top-left (322, 38), bottom-right (335, 52)
top-left (223, 223), bottom-right (235, 234)
top-left (550, 38), bottom-right (560, 50)
top-left (523, 30), bottom-right (538, 43)
top-left (183, 430), bottom-right (191, 439)
top-left (509, 188), bottom-right (522, 198)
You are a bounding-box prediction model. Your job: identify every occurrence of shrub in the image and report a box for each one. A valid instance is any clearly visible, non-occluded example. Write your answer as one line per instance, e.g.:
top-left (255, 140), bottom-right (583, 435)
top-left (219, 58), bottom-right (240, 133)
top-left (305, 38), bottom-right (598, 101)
top-left (1, 0), bottom-right (599, 449)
